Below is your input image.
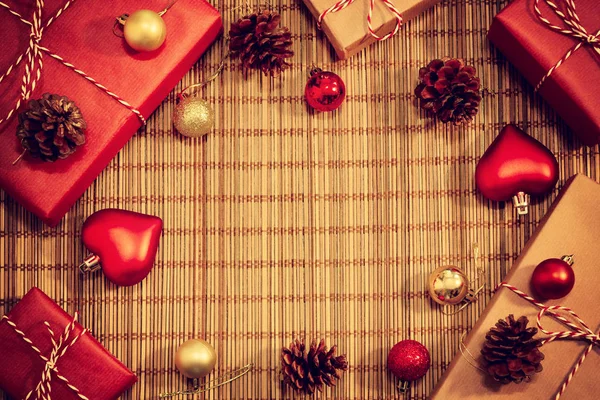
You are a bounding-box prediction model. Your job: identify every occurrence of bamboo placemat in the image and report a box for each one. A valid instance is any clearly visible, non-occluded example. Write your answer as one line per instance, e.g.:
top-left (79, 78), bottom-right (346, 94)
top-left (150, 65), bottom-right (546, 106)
top-left (1, 0), bottom-right (599, 398)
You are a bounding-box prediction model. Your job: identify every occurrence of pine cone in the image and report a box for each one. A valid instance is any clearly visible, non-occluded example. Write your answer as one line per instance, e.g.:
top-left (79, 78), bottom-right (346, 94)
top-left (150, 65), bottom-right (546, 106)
top-left (481, 315), bottom-right (545, 384)
top-left (414, 58), bottom-right (482, 124)
top-left (17, 93), bottom-right (86, 162)
top-left (229, 10), bottom-right (294, 77)
top-left (281, 339), bottom-right (348, 394)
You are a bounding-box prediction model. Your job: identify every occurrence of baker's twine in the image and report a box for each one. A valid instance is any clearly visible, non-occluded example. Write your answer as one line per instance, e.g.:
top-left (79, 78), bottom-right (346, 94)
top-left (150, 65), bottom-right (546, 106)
top-left (497, 283), bottom-right (599, 400)
top-left (318, 0), bottom-right (403, 41)
top-left (534, 0), bottom-right (600, 91)
top-left (0, 0), bottom-right (145, 128)
top-left (1, 313), bottom-right (89, 400)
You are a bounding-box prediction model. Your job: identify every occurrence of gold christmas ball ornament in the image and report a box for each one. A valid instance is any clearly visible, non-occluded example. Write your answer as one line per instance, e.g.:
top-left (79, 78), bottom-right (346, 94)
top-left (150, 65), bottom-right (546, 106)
top-left (122, 10), bottom-right (167, 52)
top-left (173, 97), bottom-right (215, 138)
top-left (175, 339), bottom-right (217, 379)
top-left (428, 265), bottom-right (470, 306)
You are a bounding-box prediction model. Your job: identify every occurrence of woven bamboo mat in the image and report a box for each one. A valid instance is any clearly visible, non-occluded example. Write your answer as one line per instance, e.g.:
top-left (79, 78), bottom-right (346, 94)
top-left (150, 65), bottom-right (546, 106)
top-left (2, 0), bottom-right (599, 398)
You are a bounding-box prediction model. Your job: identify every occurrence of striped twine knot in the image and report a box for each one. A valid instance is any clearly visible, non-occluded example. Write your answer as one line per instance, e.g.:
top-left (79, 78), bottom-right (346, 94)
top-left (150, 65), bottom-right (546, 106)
top-left (534, 0), bottom-right (600, 91)
top-left (318, 0), bottom-right (403, 41)
top-left (1, 313), bottom-right (90, 400)
top-left (497, 283), bottom-right (600, 400)
top-left (0, 0), bottom-right (145, 129)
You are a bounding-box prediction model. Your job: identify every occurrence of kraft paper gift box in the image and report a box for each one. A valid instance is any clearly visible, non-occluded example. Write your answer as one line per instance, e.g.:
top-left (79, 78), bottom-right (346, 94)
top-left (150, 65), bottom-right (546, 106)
top-left (303, 0), bottom-right (442, 59)
top-left (431, 174), bottom-right (600, 399)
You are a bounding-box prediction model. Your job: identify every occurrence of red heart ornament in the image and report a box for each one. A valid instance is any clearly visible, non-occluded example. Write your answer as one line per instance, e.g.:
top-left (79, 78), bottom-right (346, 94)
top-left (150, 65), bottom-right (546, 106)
top-left (475, 124), bottom-right (558, 215)
top-left (80, 209), bottom-right (163, 286)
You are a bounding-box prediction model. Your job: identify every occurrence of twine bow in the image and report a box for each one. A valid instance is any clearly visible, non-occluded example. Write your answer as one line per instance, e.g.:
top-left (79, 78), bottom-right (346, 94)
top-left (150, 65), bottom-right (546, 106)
top-left (0, 0), bottom-right (145, 128)
top-left (498, 283), bottom-right (600, 400)
top-left (534, 0), bottom-right (600, 91)
top-left (1, 312), bottom-right (89, 400)
top-left (318, 0), bottom-right (403, 41)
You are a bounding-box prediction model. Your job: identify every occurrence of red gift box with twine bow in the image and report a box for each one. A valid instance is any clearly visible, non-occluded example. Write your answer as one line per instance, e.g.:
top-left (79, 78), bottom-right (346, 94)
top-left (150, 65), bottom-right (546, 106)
top-left (0, 0), bottom-right (222, 226)
top-left (0, 287), bottom-right (137, 399)
top-left (489, 0), bottom-right (600, 146)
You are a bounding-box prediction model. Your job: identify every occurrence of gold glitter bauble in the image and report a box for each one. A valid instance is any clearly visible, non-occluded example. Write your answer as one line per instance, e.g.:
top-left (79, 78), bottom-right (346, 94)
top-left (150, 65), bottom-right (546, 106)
top-left (174, 339), bottom-right (217, 379)
top-left (428, 265), bottom-right (470, 306)
top-left (173, 97), bottom-right (215, 138)
top-left (123, 10), bottom-right (167, 52)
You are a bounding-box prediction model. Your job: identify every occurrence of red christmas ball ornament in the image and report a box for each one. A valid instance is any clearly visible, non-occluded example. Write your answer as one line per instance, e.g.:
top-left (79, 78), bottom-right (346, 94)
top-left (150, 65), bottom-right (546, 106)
top-left (531, 255), bottom-right (575, 300)
top-left (387, 340), bottom-right (430, 393)
top-left (305, 68), bottom-right (346, 112)
top-left (475, 124), bottom-right (558, 216)
top-left (79, 209), bottom-right (163, 286)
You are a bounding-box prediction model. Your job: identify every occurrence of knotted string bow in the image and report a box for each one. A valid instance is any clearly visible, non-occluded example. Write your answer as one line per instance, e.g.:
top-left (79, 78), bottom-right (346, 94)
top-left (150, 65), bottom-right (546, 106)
top-left (1, 312), bottom-right (89, 400)
top-left (318, 0), bottom-right (403, 41)
top-left (498, 283), bottom-right (600, 400)
top-left (534, 0), bottom-right (600, 91)
top-left (0, 0), bottom-right (145, 128)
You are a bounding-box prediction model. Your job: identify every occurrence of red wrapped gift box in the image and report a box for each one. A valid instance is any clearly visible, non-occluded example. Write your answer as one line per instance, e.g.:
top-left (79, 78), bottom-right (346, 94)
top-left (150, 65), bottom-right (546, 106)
top-left (0, 287), bottom-right (137, 399)
top-left (488, 0), bottom-right (600, 146)
top-left (0, 0), bottom-right (222, 226)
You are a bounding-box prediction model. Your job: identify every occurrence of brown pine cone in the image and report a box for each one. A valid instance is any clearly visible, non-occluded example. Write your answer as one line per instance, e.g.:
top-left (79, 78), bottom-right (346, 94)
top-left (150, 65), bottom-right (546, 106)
top-left (228, 10), bottom-right (294, 77)
top-left (481, 315), bottom-right (545, 384)
top-left (16, 93), bottom-right (86, 162)
top-left (281, 339), bottom-right (348, 394)
top-left (414, 58), bottom-right (482, 124)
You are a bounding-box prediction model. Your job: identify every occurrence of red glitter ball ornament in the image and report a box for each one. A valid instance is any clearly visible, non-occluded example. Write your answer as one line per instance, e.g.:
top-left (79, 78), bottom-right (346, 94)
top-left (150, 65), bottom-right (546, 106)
top-left (387, 340), bottom-right (430, 392)
top-left (305, 68), bottom-right (346, 112)
top-left (531, 255), bottom-right (575, 300)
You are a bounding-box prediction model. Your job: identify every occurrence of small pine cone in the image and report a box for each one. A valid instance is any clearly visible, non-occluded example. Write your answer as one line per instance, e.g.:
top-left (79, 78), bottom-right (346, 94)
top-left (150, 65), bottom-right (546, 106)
top-left (16, 93), bottom-right (86, 162)
top-left (481, 315), bottom-right (545, 384)
top-left (414, 58), bottom-right (482, 124)
top-left (229, 10), bottom-right (294, 77)
top-left (281, 339), bottom-right (348, 395)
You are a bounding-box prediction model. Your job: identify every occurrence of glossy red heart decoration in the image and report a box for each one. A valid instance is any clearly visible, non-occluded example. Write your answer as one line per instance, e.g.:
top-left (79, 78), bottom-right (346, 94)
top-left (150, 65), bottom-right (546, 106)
top-left (475, 124), bottom-right (558, 215)
top-left (80, 209), bottom-right (163, 286)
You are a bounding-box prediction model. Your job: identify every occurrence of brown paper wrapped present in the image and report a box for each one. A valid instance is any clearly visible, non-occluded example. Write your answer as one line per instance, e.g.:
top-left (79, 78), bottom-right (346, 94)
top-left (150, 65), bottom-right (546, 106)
top-left (303, 0), bottom-right (442, 59)
top-left (431, 174), bottom-right (600, 400)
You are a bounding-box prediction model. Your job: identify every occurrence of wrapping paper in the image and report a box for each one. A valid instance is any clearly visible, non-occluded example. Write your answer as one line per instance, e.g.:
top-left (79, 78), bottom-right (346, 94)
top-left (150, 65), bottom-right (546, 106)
top-left (431, 174), bottom-right (600, 399)
top-left (302, 0), bottom-right (442, 59)
top-left (488, 0), bottom-right (600, 146)
top-left (0, 287), bottom-right (137, 399)
top-left (0, 0), bottom-right (222, 226)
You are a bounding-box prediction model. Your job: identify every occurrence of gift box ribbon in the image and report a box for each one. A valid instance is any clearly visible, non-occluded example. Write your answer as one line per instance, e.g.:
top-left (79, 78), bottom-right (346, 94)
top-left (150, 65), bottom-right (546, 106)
top-left (498, 283), bottom-right (600, 400)
top-left (534, 0), bottom-right (600, 91)
top-left (0, 0), bottom-right (146, 127)
top-left (1, 312), bottom-right (89, 400)
top-left (317, 0), bottom-right (403, 41)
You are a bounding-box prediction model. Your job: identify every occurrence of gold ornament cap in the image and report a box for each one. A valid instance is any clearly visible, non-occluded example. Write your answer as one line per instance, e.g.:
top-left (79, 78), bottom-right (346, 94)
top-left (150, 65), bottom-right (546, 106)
top-left (175, 339), bottom-right (217, 379)
top-left (173, 97), bottom-right (215, 138)
top-left (428, 265), bottom-right (470, 306)
top-left (123, 10), bottom-right (167, 52)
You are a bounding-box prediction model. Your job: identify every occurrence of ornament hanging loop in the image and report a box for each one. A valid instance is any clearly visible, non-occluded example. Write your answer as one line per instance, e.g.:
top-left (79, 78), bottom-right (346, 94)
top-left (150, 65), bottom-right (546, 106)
top-left (79, 254), bottom-right (102, 273)
top-left (397, 380), bottom-right (409, 393)
top-left (430, 244), bottom-right (486, 315)
top-left (177, 53), bottom-right (230, 101)
top-left (512, 191), bottom-right (530, 216)
top-left (159, 363), bottom-right (254, 398)
top-left (561, 254), bottom-right (574, 266)
top-left (112, 14), bottom-right (128, 37)
top-left (308, 63), bottom-right (322, 78)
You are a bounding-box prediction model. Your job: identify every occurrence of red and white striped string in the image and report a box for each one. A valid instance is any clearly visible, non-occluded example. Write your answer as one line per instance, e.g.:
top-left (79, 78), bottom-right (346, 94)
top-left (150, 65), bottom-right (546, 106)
top-left (0, 0), bottom-right (145, 128)
top-left (497, 283), bottom-right (599, 400)
top-left (0, 313), bottom-right (90, 400)
top-left (318, 0), bottom-right (403, 41)
top-left (533, 0), bottom-right (600, 91)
